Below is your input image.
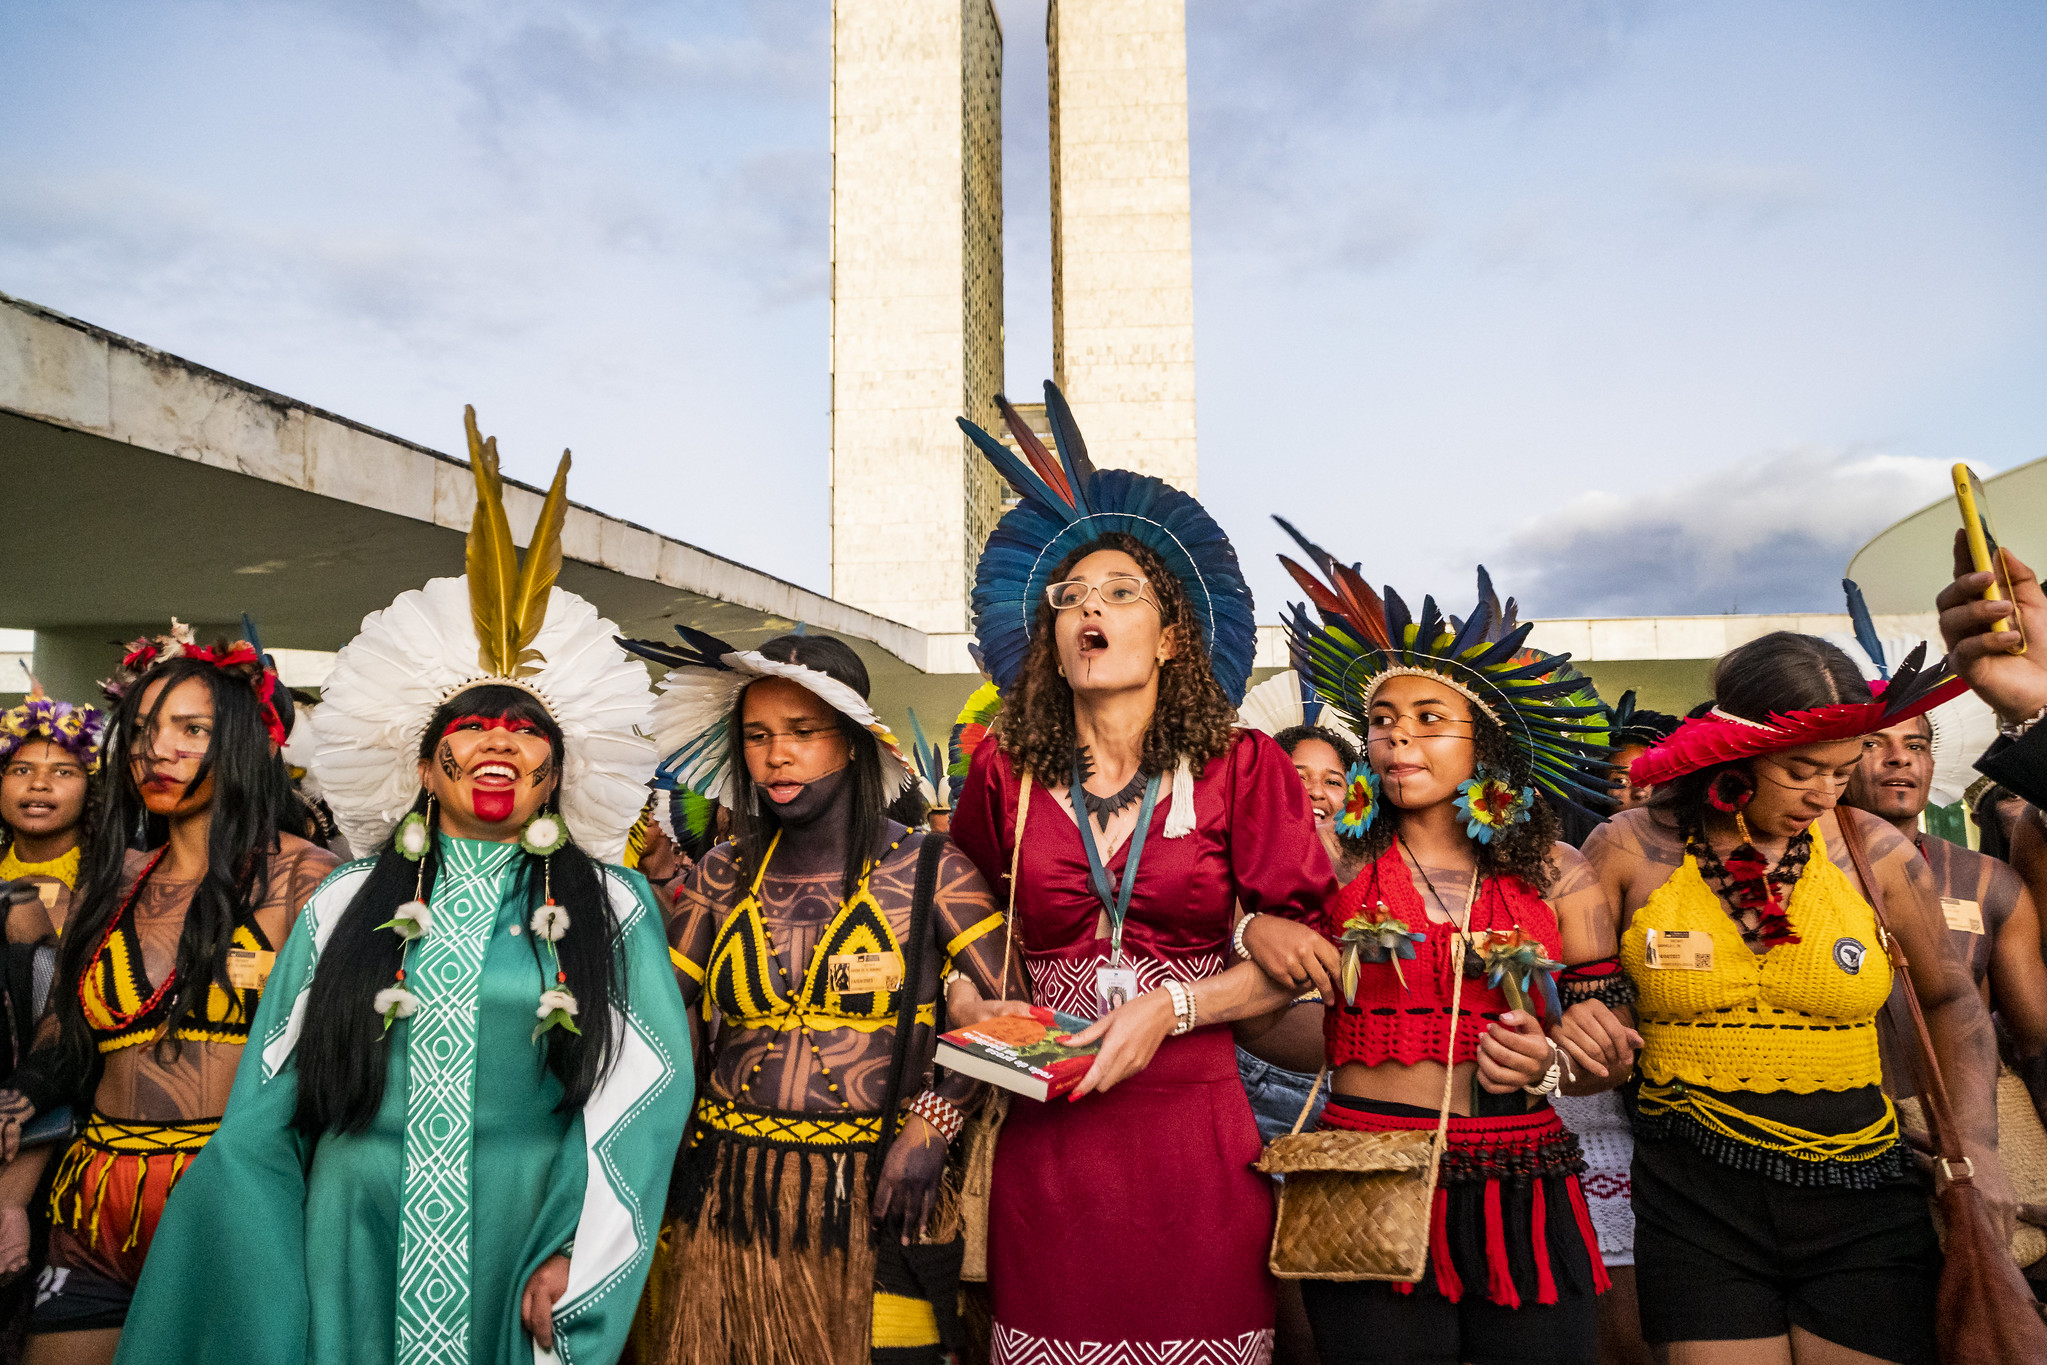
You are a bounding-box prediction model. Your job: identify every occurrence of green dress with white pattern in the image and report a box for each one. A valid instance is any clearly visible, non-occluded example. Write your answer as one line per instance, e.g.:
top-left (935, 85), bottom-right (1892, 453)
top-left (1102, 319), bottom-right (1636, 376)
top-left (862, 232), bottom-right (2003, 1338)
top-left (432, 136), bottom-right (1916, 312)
top-left (112, 836), bottom-right (694, 1365)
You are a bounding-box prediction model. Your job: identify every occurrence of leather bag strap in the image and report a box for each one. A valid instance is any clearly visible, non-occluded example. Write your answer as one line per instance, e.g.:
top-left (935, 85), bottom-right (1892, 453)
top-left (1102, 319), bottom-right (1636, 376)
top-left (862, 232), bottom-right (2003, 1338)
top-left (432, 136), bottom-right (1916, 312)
top-left (1836, 811), bottom-right (1973, 1179)
top-left (996, 772), bottom-right (1032, 1003)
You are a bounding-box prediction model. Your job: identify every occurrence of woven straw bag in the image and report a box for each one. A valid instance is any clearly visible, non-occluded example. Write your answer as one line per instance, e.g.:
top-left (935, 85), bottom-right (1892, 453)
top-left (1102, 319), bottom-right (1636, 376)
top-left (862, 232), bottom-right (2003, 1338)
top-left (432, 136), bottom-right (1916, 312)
top-left (960, 772), bottom-right (1031, 1283)
top-left (1254, 941), bottom-right (1464, 1280)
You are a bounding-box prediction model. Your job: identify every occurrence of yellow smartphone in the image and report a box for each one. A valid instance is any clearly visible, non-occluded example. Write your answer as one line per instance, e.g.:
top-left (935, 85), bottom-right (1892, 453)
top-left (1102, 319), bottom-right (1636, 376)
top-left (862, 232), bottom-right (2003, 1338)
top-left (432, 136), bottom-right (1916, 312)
top-left (1952, 463), bottom-right (2027, 654)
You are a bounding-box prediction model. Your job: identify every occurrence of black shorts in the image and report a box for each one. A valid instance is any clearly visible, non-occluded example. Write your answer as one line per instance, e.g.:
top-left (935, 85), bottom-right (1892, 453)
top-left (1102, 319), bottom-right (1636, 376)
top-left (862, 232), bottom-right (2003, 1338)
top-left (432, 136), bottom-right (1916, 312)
top-left (29, 1262), bottom-right (129, 1334)
top-left (1631, 1135), bottom-right (1938, 1364)
top-left (1301, 1279), bottom-right (1597, 1365)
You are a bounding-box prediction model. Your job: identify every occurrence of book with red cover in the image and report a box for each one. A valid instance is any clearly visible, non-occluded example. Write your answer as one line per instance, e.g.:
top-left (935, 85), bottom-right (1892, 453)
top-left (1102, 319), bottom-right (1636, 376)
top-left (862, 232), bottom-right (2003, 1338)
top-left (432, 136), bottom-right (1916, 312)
top-left (935, 1005), bottom-right (1100, 1101)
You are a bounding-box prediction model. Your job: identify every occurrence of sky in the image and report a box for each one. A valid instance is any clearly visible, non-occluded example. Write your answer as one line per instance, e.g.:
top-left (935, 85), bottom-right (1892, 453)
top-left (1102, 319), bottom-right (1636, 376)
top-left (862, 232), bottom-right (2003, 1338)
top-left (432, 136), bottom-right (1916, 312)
top-left (4, 0), bottom-right (2044, 622)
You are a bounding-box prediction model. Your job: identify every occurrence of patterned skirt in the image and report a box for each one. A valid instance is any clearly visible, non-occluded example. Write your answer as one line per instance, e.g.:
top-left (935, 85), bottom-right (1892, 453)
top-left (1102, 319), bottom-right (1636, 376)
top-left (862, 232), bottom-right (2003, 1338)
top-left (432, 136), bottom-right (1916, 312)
top-left (1549, 1090), bottom-right (1635, 1267)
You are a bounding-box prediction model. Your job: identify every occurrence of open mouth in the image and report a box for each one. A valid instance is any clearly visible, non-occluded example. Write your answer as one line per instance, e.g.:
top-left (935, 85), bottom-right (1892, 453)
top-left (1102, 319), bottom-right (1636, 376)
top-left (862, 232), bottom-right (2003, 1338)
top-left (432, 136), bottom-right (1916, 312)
top-left (765, 780), bottom-right (806, 804)
top-left (471, 762), bottom-right (520, 787)
top-left (14, 801), bottom-right (56, 818)
top-left (1077, 626), bottom-right (1108, 655)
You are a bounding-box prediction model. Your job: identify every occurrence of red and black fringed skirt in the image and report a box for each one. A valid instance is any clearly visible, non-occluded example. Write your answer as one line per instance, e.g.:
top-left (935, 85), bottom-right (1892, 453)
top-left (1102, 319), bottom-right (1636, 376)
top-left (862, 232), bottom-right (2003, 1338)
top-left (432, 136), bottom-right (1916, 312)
top-left (1318, 1094), bottom-right (1612, 1307)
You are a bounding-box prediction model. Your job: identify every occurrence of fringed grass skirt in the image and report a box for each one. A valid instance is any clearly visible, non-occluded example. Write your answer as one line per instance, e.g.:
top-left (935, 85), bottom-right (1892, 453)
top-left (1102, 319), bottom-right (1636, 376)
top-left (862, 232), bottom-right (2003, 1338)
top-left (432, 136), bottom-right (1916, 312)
top-left (653, 1099), bottom-right (960, 1365)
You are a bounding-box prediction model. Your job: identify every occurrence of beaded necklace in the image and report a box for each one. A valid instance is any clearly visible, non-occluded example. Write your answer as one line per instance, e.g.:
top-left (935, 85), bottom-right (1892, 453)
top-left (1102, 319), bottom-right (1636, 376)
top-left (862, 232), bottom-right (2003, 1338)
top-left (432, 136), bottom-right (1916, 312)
top-left (1686, 821), bottom-right (1811, 946)
top-left (733, 833), bottom-right (905, 1115)
top-left (78, 848), bottom-right (174, 1029)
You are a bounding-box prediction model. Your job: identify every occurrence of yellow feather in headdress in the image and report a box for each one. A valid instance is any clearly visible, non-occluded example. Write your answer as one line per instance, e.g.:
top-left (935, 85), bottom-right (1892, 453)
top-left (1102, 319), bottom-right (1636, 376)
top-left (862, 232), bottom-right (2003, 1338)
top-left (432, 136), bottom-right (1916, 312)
top-left (464, 405), bottom-right (572, 679)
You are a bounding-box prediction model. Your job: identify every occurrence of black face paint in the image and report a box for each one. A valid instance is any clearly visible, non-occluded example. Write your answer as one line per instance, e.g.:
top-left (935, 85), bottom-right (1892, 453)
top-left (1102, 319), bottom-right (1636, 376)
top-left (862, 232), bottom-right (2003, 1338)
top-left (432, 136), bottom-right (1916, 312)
top-left (437, 740), bottom-right (461, 781)
top-left (531, 756), bottom-right (554, 788)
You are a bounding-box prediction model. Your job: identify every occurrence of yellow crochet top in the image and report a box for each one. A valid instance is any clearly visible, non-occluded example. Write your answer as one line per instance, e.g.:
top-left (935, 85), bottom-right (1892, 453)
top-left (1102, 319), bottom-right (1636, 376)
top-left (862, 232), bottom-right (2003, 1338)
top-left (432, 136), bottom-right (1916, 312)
top-left (1622, 825), bottom-right (1892, 1095)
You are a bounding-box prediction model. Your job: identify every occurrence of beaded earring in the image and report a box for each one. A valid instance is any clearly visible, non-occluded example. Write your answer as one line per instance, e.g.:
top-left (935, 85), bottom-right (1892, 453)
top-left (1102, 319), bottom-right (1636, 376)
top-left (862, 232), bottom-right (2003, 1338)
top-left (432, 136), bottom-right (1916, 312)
top-left (373, 796), bottom-right (435, 1032)
top-left (531, 851), bottom-right (579, 1041)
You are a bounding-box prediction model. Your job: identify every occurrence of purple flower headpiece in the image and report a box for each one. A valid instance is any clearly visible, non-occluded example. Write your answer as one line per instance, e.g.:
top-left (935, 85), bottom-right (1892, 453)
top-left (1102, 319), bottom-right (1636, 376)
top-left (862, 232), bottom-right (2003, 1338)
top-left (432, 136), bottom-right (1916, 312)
top-left (1, 674), bottom-right (108, 773)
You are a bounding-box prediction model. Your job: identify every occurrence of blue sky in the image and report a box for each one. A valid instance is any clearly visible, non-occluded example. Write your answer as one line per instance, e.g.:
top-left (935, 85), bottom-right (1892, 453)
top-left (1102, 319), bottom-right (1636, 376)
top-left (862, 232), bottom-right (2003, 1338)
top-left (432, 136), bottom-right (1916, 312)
top-left (4, 0), bottom-right (2044, 621)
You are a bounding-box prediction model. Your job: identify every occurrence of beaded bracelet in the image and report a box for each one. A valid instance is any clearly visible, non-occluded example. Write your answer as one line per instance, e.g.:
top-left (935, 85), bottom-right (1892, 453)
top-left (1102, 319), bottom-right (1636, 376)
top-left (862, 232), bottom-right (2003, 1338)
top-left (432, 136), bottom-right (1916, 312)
top-left (906, 1090), bottom-right (966, 1144)
top-left (1232, 912), bottom-right (1261, 961)
top-left (1163, 978), bottom-right (1197, 1036)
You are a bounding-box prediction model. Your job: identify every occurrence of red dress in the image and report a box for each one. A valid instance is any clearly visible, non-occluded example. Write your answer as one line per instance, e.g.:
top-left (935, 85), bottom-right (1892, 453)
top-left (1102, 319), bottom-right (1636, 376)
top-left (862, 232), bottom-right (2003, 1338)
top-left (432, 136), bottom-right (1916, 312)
top-left (952, 731), bottom-right (1336, 1364)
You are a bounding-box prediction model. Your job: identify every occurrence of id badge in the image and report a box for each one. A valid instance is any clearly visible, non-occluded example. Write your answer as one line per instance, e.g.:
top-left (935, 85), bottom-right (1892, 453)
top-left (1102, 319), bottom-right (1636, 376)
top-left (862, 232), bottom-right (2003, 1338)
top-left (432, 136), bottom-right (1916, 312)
top-left (226, 947), bottom-right (276, 992)
top-left (1095, 962), bottom-right (1140, 1014)
top-left (828, 952), bottom-right (903, 995)
top-left (1643, 929), bottom-right (1713, 971)
top-left (1940, 898), bottom-right (1985, 935)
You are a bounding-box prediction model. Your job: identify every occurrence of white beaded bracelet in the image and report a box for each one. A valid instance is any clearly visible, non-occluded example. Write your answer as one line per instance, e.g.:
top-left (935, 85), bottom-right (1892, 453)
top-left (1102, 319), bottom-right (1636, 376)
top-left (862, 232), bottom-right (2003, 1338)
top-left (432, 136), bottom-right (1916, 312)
top-left (1232, 912), bottom-right (1261, 960)
top-left (1163, 978), bottom-right (1197, 1036)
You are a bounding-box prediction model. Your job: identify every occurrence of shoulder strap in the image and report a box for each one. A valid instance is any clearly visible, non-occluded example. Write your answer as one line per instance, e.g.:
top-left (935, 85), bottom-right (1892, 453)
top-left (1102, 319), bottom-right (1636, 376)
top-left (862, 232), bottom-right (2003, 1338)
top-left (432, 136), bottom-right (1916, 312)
top-left (872, 831), bottom-right (950, 1181)
top-left (997, 771), bottom-right (1033, 1002)
top-left (1835, 810), bottom-right (1972, 1177)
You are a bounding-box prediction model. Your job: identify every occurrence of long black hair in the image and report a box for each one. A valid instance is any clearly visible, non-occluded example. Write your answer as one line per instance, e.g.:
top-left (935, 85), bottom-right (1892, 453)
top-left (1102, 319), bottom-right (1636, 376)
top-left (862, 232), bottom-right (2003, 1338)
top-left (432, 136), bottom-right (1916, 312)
top-left (291, 685), bottom-right (625, 1134)
top-left (1649, 631), bottom-right (1872, 824)
top-left (49, 654), bottom-right (292, 1088)
top-left (724, 635), bottom-right (892, 900)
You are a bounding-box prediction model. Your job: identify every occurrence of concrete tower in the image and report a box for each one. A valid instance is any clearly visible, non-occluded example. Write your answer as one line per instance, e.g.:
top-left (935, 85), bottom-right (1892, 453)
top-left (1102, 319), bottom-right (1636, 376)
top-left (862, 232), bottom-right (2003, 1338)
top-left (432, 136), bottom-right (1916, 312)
top-left (830, 0), bottom-right (1007, 634)
top-left (1048, 0), bottom-right (1198, 491)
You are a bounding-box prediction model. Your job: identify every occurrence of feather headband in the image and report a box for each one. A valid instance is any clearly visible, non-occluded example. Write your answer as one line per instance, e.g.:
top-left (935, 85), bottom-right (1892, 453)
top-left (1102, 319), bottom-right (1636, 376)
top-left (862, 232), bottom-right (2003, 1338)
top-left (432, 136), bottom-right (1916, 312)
top-left (1, 671), bottom-right (107, 772)
top-left (1628, 639), bottom-right (1970, 787)
top-left (1275, 519), bottom-right (1616, 818)
top-left (309, 408), bottom-right (654, 862)
top-left (102, 620), bottom-right (289, 748)
top-left (958, 381), bottom-right (1258, 704)
top-left (946, 679), bottom-right (1002, 809)
top-left (620, 625), bottom-right (912, 806)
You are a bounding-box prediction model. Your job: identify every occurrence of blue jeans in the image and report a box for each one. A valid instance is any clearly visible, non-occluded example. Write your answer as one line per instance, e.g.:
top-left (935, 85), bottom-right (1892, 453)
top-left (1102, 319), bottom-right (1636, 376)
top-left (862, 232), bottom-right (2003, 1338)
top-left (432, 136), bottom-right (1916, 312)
top-left (1236, 1047), bottom-right (1327, 1144)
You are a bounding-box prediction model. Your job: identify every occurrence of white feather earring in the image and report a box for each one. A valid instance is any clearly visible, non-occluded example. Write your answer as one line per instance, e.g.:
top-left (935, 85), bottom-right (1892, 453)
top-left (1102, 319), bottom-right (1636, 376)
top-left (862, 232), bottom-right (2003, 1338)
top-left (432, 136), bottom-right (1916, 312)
top-left (1163, 755), bottom-right (1197, 839)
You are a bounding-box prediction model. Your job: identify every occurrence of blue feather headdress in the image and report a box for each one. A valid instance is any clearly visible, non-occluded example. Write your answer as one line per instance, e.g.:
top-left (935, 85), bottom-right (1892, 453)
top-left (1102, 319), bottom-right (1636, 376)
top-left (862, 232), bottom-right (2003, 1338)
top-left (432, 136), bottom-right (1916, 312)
top-left (1275, 518), bottom-right (1615, 819)
top-left (958, 381), bottom-right (1258, 704)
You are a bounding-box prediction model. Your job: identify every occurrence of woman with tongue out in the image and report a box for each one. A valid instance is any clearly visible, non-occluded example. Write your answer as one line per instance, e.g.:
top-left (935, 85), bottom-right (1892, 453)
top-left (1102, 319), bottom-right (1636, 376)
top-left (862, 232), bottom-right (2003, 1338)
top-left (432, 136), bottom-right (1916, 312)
top-left (111, 409), bottom-right (692, 1365)
top-left (947, 385), bottom-right (1338, 1363)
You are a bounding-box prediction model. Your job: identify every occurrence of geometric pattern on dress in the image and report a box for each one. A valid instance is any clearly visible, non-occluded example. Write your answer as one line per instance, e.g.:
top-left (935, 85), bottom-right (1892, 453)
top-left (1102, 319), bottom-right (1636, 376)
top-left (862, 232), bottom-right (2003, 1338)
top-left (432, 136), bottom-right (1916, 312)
top-left (1549, 1091), bottom-right (1635, 1267)
top-left (396, 838), bottom-right (519, 1365)
top-left (990, 1325), bottom-right (1275, 1365)
top-left (1025, 949), bottom-right (1228, 1021)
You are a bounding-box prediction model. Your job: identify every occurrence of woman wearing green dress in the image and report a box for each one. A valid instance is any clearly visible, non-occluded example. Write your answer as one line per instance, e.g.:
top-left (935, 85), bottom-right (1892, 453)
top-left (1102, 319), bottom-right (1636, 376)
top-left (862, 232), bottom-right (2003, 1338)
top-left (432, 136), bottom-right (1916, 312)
top-left (113, 411), bottom-right (693, 1365)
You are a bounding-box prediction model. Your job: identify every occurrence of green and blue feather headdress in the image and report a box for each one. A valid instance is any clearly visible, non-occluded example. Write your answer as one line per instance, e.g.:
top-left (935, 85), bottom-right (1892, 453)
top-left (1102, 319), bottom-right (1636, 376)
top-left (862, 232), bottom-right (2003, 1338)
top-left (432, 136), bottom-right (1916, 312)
top-left (958, 382), bottom-right (1258, 705)
top-left (1275, 518), bottom-right (1614, 818)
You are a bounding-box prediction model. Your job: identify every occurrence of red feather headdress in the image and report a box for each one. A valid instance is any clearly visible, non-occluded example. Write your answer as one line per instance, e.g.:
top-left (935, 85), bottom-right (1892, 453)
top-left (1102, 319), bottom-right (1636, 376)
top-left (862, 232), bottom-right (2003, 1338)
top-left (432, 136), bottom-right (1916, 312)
top-left (1629, 641), bottom-right (1969, 786)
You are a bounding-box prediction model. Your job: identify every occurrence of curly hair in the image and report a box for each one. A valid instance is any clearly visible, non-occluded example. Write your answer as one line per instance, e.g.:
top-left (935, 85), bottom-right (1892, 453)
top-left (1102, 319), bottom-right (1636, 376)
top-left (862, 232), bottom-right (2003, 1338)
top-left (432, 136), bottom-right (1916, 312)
top-left (1348, 704), bottom-right (1561, 891)
top-left (1273, 724), bottom-right (1360, 772)
top-left (999, 532), bottom-right (1239, 786)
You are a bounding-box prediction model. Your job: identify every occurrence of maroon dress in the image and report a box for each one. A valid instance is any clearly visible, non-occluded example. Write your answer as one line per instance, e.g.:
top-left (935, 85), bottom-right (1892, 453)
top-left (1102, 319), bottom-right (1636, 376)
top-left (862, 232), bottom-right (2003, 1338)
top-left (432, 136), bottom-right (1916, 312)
top-left (952, 730), bottom-right (1336, 1364)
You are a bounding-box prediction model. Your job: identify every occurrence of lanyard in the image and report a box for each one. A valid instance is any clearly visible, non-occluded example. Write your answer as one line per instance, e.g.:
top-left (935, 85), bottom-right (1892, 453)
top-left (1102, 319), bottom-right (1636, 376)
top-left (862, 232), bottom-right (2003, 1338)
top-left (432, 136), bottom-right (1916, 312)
top-left (1073, 756), bottom-right (1161, 965)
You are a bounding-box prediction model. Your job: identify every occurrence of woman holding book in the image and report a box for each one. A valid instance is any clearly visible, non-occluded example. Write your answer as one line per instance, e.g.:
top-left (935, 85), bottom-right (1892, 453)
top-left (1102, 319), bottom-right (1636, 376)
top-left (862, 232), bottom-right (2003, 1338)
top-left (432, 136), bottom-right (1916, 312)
top-left (1276, 528), bottom-right (1641, 1365)
top-left (950, 386), bottom-right (1338, 1364)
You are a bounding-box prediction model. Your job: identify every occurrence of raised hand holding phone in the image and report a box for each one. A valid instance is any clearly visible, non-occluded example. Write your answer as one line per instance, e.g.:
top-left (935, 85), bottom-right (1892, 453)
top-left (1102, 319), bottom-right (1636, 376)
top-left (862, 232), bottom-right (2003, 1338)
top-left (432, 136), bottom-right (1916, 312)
top-left (1952, 463), bottom-right (2028, 651)
top-left (1937, 499), bottom-right (2047, 730)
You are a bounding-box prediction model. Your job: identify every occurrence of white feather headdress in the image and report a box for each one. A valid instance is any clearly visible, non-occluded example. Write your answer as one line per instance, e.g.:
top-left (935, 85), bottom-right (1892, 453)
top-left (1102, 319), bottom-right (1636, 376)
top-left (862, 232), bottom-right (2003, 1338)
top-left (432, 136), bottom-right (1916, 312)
top-left (310, 409), bottom-right (654, 863)
top-left (620, 627), bottom-right (911, 807)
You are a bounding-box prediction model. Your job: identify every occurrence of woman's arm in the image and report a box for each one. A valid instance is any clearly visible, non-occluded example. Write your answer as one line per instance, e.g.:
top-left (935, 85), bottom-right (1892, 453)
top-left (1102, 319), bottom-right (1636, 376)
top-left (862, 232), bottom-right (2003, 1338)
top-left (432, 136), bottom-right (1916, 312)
top-left (1545, 843), bottom-right (1642, 1094)
top-left (1063, 960), bottom-right (1297, 1099)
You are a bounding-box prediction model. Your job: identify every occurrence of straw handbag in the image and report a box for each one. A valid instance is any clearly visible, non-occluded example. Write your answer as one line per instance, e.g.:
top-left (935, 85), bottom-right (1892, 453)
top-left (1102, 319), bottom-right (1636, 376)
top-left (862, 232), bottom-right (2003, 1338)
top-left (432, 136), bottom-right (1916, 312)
top-left (1899, 1066), bottom-right (2047, 1268)
top-left (959, 772), bottom-right (1032, 1283)
top-left (1254, 939), bottom-right (1464, 1280)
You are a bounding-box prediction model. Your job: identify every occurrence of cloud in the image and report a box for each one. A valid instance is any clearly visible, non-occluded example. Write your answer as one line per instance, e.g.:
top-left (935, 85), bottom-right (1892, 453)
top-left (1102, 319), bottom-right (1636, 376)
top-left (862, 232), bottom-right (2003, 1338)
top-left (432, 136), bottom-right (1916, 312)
top-left (1662, 160), bottom-right (1822, 227)
top-left (1497, 446), bottom-right (1952, 616)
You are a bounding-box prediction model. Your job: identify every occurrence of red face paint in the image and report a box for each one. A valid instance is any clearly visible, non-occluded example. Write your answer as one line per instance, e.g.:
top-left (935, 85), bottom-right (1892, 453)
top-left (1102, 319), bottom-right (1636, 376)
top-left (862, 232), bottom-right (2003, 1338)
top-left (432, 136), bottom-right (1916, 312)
top-left (472, 788), bottom-right (517, 823)
top-left (440, 714), bottom-right (545, 739)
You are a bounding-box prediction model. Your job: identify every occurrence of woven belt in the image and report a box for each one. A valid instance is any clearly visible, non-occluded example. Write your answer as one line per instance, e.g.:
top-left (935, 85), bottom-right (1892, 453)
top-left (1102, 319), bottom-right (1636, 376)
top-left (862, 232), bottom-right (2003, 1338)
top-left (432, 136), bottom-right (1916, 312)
top-left (691, 1097), bottom-right (899, 1151)
top-left (74, 1114), bottom-right (222, 1154)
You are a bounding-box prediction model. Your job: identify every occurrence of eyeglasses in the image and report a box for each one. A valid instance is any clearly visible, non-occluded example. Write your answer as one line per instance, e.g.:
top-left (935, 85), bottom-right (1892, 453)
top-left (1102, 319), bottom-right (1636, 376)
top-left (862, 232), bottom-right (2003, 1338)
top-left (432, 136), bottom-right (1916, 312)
top-left (741, 725), bottom-right (842, 750)
top-left (1045, 576), bottom-right (1156, 611)
top-left (1366, 712), bottom-right (1475, 742)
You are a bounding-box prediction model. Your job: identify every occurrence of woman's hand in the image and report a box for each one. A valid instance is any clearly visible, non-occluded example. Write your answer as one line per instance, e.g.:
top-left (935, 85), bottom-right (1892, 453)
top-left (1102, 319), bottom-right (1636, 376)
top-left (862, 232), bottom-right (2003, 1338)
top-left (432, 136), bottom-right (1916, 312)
top-left (1550, 1000), bottom-right (1642, 1087)
top-left (946, 979), bottom-right (1037, 1030)
top-left (1065, 989), bottom-right (1176, 1099)
top-left (0, 1090), bottom-right (33, 1163)
top-left (1475, 1010), bottom-right (1554, 1094)
top-left (1937, 536), bottom-right (2047, 725)
top-left (1240, 914), bottom-right (1342, 1001)
top-left (520, 1253), bottom-right (571, 1350)
top-left (872, 1113), bottom-right (948, 1244)
top-left (0, 1206), bottom-right (26, 1281)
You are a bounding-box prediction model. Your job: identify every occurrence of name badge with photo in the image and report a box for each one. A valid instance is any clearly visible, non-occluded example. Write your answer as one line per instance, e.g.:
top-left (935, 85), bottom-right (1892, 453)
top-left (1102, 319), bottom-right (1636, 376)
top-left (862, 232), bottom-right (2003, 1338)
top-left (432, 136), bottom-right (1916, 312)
top-left (828, 952), bottom-right (902, 996)
top-left (1940, 898), bottom-right (1985, 935)
top-left (1644, 929), bottom-right (1713, 971)
top-left (226, 948), bottom-right (276, 992)
top-left (1095, 963), bottom-right (1140, 1015)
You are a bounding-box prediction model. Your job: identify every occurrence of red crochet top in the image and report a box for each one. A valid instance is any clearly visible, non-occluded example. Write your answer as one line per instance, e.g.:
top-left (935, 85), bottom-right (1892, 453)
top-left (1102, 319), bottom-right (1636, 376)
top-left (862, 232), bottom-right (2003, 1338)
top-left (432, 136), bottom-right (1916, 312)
top-left (1322, 846), bottom-right (1562, 1068)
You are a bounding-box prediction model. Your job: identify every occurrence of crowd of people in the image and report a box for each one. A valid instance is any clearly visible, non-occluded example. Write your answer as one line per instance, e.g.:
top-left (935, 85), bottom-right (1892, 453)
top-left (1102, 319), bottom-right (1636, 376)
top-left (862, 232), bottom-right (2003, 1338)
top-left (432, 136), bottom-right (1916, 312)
top-left (0, 387), bottom-right (2044, 1365)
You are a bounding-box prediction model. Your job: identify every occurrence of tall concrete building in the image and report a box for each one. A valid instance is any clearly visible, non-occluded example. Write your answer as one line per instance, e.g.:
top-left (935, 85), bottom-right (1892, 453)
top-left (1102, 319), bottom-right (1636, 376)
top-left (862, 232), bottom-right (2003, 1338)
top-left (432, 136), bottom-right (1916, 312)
top-left (829, 0), bottom-right (1007, 634)
top-left (1048, 0), bottom-right (1198, 492)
